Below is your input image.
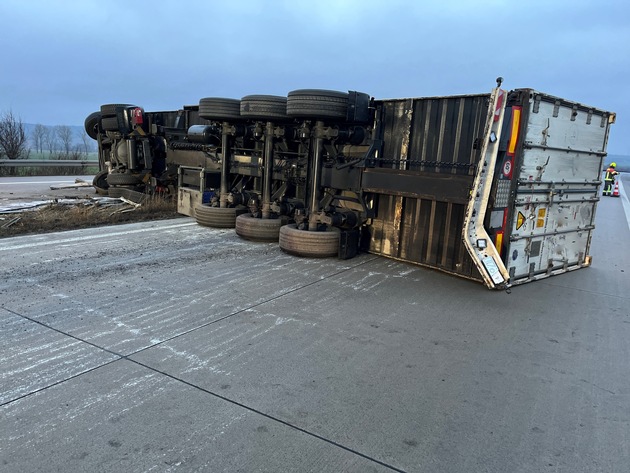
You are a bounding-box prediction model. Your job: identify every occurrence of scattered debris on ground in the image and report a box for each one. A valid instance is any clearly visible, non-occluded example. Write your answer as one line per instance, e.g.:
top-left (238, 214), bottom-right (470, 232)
top-left (48, 178), bottom-right (94, 190)
top-left (1, 216), bottom-right (21, 229)
top-left (0, 195), bottom-right (182, 238)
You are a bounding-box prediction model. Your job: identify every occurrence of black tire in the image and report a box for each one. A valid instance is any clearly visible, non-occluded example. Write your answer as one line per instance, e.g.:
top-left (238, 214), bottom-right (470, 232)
top-left (287, 89), bottom-right (348, 119)
top-left (107, 172), bottom-right (143, 186)
top-left (279, 224), bottom-right (340, 257)
top-left (93, 170), bottom-right (109, 195)
top-left (100, 103), bottom-right (134, 116)
top-left (194, 204), bottom-right (248, 228)
top-left (93, 170), bottom-right (109, 189)
top-left (95, 187), bottom-right (109, 196)
top-left (198, 98), bottom-right (241, 121)
top-left (101, 116), bottom-right (120, 132)
top-left (84, 112), bottom-right (101, 140)
top-left (235, 214), bottom-right (284, 242)
top-left (240, 95), bottom-right (288, 120)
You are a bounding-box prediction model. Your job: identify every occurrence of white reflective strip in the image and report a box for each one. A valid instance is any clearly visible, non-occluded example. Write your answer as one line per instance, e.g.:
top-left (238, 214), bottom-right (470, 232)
top-left (0, 222), bottom-right (197, 252)
top-left (482, 256), bottom-right (505, 284)
top-left (1, 181), bottom-right (77, 185)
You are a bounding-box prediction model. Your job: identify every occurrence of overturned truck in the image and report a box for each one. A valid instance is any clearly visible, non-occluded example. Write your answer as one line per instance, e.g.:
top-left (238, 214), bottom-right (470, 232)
top-left (86, 80), bottom-right (615, 289)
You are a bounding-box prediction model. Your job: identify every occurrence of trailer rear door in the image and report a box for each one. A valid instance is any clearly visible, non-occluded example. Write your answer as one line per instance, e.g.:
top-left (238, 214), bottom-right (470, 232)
top-left (500, 90), bottom-right (615, 285)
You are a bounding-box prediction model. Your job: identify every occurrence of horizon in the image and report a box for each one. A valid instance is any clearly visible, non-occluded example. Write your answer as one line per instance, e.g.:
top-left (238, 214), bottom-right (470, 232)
top-left (18, 122), bottom-right (630, 159)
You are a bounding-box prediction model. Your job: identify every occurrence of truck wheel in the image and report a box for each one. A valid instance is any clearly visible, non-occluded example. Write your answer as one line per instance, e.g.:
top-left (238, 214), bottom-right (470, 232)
top-left (93, 170), bottom-right (109, 194)
top-left (235, 214), bottom-right (284, 242)
top-left (279, 224), bottom-right (340, 257)
top-left (84, 112), bottom-right (101, 140)
top-left (240, 95), bottom-right (288, 120)
top-left (198, 98), bottom-right (241, 121)
top-left (107, 172), bottom-right (143, 186)
top-left (194, 204), bottom-right (248, 228)
top-left (286, 89), bottom-right (348, 119)
top-left (100, 104), bottom-right (134, 116)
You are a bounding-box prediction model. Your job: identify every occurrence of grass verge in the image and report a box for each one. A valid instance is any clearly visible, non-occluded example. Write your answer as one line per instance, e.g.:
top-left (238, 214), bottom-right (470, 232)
top-left (0, 196), bottom-right (183, 238)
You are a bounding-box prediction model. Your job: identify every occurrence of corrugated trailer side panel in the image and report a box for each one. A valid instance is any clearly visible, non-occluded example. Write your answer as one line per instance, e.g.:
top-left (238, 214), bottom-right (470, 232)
top-left (364, 94), bottom-right (490, 280)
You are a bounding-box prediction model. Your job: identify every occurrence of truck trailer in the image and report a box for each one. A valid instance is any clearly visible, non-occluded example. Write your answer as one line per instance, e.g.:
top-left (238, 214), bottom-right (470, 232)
top-left (86, 79), bottom-right (615, 289)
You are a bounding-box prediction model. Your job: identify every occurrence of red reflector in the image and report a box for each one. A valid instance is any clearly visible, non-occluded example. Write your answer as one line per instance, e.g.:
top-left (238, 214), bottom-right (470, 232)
top-left (494, 89), bottom-right (505, 122)
top-left (496, 209), bottom-right (508, 258)
top-left (132, 107), bottom-right (144, 126)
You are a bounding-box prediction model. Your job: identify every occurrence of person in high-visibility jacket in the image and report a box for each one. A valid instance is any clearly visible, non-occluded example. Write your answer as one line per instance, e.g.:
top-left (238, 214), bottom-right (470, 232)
top-left (603, 162), bottom-right (619, 196)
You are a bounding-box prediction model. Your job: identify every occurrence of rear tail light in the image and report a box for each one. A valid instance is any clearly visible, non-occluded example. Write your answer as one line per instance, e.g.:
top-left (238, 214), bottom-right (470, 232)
top-left (495, 106), bottom-right (522, 257)
top-left (495, 209), bottom-right (508, 257)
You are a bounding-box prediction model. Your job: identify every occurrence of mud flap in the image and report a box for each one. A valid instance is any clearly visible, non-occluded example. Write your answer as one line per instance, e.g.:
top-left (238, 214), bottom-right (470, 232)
top-left (338, 229), bottom-right (360, 260)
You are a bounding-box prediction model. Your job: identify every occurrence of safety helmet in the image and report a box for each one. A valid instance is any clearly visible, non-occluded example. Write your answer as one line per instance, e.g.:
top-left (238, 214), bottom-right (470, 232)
top-left (610, 162), bottom-right (617, 167)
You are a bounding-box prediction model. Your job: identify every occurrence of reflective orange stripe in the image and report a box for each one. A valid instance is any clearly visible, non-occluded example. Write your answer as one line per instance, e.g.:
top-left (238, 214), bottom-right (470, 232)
top-left (495, 232), bottom-right (503, 256)
top-left (507, 107), bottom-right (521, 156)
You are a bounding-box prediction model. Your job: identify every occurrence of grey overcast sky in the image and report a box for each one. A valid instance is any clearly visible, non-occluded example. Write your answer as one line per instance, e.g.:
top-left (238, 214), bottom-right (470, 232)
top-left (1, 0), bottom-right (628, 154)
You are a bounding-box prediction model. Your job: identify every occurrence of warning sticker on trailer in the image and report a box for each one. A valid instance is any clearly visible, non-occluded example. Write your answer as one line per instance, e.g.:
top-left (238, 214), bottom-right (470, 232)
top-left (502, 159), bottom-right (512, 178)
top-left (516, 211), bottom-right (526, 230)
top-left (536, 208), bottom-right (546, 228)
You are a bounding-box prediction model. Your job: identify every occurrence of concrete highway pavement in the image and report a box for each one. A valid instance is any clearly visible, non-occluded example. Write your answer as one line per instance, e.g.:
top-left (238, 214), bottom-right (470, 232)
top-left (0, 191), bottom-right (629, 471)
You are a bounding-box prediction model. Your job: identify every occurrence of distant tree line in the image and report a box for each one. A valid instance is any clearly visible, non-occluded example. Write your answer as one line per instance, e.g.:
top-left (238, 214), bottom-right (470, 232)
top-left (0, 110), bottom-right (94, 160)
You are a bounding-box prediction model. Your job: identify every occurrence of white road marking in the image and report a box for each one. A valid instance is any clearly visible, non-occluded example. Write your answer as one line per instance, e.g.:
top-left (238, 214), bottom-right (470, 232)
top-left (618, 179), bottom-right (630, 232)
top-left (0, 181), bottom-right (77, 185)
top-left (0, 222), bottom-right (197, 251)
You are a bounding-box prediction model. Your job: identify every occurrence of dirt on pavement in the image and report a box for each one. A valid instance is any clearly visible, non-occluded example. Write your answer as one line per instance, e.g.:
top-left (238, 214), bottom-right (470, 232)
top-left (0, 175), bottom-right (188, 238)
top-left (0, 199), bottom-right (182, 238)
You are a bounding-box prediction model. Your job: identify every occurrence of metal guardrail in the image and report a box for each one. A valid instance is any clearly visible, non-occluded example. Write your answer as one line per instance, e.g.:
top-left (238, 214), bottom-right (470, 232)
top-left (0, 160), bottom-right (99, 168)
